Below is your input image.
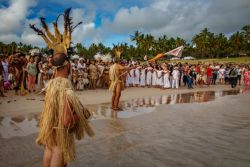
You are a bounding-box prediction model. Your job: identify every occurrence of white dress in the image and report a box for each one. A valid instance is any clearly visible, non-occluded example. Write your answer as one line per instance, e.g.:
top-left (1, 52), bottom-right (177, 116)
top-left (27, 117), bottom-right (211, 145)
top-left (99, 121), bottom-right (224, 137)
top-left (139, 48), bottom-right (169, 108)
top-left (140, 68), bottom-right (146, 86)
top-left (163, 71), bottom-right (171, 88)
top-left (218, 68), bottom-right (225, 79)
top-left (125, 74), bottom-right (130, 87)
top-left (126, 70), bottom-right (131, 87)
top-left (134, 68), bottom-right (140, 85)
top-left (77, 63), bottom-right (86, 70)
top-left (128, 69), bottom-right (135, 86)
top-left (156, 70), bottom-right (163, 86)
top-left (146, 68), bottom-right (152, 86)
top-left (152, 70), bottom-right (157, 86)
top-left (130, 69), bottom-right (135, 85)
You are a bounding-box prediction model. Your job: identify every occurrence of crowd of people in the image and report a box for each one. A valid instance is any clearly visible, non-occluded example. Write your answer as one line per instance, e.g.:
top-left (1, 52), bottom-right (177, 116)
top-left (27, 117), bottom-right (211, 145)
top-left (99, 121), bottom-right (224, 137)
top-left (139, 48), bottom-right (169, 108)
top-left (1, 53), bottom-right (250, 97)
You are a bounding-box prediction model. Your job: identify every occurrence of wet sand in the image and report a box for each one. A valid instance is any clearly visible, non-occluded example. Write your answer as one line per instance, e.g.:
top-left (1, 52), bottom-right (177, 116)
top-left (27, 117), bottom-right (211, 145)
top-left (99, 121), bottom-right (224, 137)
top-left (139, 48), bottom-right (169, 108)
top-left (0, 85), bottom-right (250, 167)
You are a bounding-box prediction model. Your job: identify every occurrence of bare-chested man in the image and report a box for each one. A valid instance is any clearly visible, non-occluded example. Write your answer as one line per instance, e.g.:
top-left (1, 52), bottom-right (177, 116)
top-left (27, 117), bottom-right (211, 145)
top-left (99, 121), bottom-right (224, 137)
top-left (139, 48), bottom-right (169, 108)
top-left (109, 47), bottom-right (133, 110)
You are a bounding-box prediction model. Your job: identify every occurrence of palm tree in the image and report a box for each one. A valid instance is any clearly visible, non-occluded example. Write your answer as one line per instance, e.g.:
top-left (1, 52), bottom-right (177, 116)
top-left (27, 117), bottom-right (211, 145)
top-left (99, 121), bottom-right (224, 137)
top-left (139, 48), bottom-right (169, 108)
top-left (141, 34), bottom-right (154, 56)
top-left (241, 25), bottom-right (250, 52)
top-left (75, 43), bottom-right (88, 58)
top-left (192, 28), bottom-right (214, 58)
top-left (10, 42), bottom-right (17, 54)
top-left (213, 33), bottom-right (228, 58)
top-left (229, 31), bottom-right (244, 56)
top-left (131, 31), bottom-right (143, 46)
top-left (175, 37), bottom-right (186, 47)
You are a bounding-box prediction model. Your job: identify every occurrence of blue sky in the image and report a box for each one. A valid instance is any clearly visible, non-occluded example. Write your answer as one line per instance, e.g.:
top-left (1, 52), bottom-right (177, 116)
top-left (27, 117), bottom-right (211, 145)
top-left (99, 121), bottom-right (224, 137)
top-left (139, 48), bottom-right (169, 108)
top-left (0, 0), bottom-right (250, 48)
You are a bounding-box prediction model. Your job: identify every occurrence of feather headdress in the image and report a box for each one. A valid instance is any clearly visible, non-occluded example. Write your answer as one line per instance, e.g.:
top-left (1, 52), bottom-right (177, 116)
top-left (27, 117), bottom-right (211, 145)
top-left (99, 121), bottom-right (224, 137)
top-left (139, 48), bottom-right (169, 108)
top-left (29, 8), bottom-right (82, 55)
top-left (113, 44), bottom-right (123, 61)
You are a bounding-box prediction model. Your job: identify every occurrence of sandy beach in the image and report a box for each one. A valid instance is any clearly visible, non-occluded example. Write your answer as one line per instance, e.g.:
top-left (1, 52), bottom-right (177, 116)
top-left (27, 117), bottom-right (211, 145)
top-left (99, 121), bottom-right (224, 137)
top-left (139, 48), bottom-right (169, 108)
top-left (0, 85), bottom-right (250, 167)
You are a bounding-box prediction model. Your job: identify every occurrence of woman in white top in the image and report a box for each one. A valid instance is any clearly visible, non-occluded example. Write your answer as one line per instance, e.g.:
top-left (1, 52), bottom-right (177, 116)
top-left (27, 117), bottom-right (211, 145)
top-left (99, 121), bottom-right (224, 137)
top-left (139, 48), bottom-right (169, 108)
top-left (126, 65), bottom-right (133, 87)
top-left (125, 72), bottom-right (130, 87)
top-left (133, 66), bottom-right (140, 87)
top-left (129, 68), bottom-right (135, 87)
top-left (156, 67), bottom-right (163, 88)
top-left (163, 67), bottom-right (171, 89)
top-left (140, 65), bottom-right (146, 87)
top-left (146, 66), bottom-right (153, 87)
top-left (152, 66), bottom-right (157, 87)
top-left (77, 58), bottom-right (86, 70)
top-left (218, 65), bottom-right (225, 84)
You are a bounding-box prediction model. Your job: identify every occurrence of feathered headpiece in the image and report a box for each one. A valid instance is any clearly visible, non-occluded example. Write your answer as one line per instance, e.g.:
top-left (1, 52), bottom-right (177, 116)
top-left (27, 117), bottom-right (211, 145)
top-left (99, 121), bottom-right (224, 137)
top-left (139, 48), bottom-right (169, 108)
top-left (113, 44), bottom-right (123, 61)
top-left (29, 8), bottom-right (82, 55)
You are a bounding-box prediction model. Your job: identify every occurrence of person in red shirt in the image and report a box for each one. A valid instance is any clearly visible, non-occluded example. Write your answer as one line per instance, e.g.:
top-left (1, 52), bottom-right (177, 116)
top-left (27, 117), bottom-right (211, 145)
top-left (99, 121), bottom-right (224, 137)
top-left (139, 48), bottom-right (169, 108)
top-left (206, 64), bottom-right (213, 86)
top-left (196, 64), bottom-right (201, 74)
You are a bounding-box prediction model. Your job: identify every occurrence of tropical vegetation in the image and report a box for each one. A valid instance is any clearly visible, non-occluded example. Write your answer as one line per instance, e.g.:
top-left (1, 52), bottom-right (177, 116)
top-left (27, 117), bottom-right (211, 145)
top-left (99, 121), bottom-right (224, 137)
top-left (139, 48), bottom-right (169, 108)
top-left (0, 25), bottom-right (249, 61)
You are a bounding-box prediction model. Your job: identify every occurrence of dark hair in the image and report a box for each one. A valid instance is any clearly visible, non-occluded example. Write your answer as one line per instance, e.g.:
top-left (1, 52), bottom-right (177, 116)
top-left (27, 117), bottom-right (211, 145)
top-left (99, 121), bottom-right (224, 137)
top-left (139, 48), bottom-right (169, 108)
top-left (29, 56), bottom-right (35, 61)
top-left (51, 53), bottom-right (68, 67)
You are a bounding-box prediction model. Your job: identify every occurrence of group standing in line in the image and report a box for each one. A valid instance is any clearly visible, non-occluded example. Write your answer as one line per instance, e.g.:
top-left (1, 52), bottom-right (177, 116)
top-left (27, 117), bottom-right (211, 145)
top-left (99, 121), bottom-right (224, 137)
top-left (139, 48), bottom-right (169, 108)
top-left (1, 53), bottom-right (250, 97)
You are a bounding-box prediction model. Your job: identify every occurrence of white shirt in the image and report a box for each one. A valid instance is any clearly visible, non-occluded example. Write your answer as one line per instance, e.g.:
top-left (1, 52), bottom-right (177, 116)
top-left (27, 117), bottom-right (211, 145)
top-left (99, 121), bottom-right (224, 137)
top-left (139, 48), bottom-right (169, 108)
top-left (172, 70), bottom-right (180, 79)
top-left (77, 63), bottom-right (86, 70)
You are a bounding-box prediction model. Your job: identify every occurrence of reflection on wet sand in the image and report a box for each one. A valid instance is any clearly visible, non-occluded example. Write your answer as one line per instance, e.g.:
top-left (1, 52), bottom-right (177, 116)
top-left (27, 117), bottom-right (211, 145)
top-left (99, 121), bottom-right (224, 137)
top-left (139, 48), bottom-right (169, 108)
top-left (0, 89), bottom-right (247, 138)
top-left (90, 89), bottom-right (244, 119)
top-left (0, 113), bottom-right (39, 138)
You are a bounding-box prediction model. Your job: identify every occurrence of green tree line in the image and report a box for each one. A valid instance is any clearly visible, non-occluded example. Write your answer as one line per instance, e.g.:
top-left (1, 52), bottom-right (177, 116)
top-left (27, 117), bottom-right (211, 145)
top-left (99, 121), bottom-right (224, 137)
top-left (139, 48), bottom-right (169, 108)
top-left (0, 25), bottom-right (249, 60)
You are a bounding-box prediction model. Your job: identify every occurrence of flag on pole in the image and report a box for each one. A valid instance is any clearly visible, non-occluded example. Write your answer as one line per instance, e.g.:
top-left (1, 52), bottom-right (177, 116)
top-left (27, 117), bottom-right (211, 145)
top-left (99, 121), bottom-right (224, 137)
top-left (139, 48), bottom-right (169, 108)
top-left (148, 53), bottom-right (164, 62)
top-left (164, 46), bottom-right (184, 57)
top-left (148, 46), bottom-right (184, 62)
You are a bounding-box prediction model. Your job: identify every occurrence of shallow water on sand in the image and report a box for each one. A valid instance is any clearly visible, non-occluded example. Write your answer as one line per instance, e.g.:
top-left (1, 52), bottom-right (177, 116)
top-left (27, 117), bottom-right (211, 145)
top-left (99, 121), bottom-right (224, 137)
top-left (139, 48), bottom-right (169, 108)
top-left (88, 89), bottom-right (244, 119)
top-left (0, 89), bottom-right (246, 138)
top-left (1, 88), bottom-right (250, 167)
top-left (74, 89), bottom-right (250, 167)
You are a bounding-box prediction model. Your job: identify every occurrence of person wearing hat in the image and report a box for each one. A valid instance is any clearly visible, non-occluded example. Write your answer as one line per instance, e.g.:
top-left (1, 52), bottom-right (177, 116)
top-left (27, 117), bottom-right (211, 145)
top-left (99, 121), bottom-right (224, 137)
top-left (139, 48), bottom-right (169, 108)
top-left (109, 46), bottom-right (134, 110)
top-left (71, 54), bottom-right (79, 70)
top-left (77, 58), bottom-right (86, 70)
top-left (30, 9), bottom-right (94, 167)
top-left (36, 53), bottom-right (94, 167)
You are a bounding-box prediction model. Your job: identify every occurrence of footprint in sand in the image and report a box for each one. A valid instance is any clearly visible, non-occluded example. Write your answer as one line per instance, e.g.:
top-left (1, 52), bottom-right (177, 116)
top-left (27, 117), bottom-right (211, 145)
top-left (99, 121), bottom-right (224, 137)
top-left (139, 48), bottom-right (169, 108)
top-left (26, 98), bottom-right (36, 101)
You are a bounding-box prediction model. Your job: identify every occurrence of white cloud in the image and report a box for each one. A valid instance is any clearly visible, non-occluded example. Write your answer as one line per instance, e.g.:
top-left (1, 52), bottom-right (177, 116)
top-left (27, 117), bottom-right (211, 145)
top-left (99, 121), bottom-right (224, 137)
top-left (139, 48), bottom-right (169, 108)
top-left (70, 8), bottom-right (97, 44)
top-left (0, 33), bottom-right (20, 43)
top-left (0, 0), bottom-right (250, 46)
top-left (0, 0), bottom-right (36, 34)
top-left (0, 5), bottom-right (98, 47)
top-left (101, 0), bottom-right (250, 41)
top-left (20, 18), bottom-right (45, 46)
